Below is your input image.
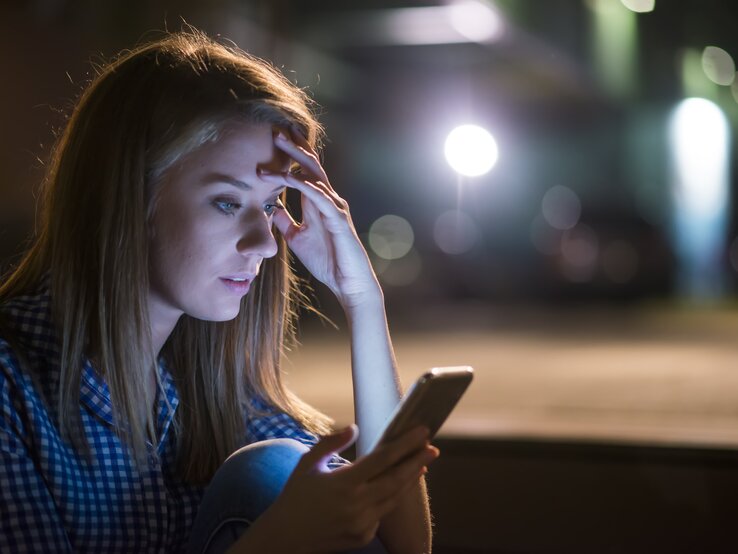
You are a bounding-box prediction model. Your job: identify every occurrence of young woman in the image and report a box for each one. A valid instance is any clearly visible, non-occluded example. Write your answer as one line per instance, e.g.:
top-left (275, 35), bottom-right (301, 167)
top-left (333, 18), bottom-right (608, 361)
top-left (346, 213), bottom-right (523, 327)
top-left (0, 30), bottom-right (438, 553)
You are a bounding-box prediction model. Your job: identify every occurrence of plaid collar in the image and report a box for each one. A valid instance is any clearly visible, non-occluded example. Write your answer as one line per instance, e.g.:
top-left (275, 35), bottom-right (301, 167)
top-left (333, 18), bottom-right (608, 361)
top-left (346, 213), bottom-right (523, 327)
top-left (79, 358), bottom-right (179, 451)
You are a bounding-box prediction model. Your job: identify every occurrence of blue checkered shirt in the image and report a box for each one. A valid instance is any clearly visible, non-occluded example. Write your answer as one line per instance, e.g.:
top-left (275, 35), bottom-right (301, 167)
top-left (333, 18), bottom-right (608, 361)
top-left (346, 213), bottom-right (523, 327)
top-left (0, 286), bottom-right (339, 552)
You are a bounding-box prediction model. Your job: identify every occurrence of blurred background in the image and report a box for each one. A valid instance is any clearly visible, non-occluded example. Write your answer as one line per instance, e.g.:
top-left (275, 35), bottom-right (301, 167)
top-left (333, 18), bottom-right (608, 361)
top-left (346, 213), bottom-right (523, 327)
top-left (3, 1), bottom-right (738, 552)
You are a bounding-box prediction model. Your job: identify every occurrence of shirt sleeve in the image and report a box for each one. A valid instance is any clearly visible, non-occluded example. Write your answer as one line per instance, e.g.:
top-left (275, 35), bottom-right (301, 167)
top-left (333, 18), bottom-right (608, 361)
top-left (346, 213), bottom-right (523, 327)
top-left (244, 399), bottom-right (349, 471)
top-left (0, 344), bottom-right (72, 553)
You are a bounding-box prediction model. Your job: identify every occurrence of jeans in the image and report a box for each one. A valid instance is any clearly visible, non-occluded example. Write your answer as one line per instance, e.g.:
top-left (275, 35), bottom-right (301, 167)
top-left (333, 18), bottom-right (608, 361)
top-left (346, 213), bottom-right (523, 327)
top-left (187, 438), bottom-right (389, 554)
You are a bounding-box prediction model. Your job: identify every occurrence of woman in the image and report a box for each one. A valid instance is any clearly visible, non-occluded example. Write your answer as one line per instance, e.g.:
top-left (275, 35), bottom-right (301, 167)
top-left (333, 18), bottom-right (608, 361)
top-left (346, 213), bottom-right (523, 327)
top-left (0, 29), bottom-right (437, 553)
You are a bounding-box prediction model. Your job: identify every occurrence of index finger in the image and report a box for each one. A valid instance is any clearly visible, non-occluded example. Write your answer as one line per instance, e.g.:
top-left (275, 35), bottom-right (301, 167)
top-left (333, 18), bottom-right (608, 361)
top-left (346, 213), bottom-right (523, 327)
top-left (288, 123), bottom-right (311, 150)
top-left (274, 130), bottom-right (329, 185)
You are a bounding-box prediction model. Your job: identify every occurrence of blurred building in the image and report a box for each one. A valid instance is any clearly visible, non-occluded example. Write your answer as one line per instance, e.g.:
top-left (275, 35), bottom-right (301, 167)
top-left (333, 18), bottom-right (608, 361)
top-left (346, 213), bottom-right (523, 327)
top-left (1, 0), bottom-right (737, 309)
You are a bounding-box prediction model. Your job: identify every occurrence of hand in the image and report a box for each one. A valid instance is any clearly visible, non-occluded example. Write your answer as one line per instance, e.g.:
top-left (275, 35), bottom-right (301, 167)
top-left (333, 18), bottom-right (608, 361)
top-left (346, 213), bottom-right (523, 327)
top-left (258, 128), bottom-right (381, 308)
top-left (262, 425), bottom-right (439, 554)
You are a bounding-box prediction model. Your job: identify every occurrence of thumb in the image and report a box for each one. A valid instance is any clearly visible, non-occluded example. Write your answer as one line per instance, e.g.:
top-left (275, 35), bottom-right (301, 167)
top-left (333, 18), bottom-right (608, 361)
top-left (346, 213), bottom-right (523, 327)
top-left (295, 424), bottom-right (358, 475)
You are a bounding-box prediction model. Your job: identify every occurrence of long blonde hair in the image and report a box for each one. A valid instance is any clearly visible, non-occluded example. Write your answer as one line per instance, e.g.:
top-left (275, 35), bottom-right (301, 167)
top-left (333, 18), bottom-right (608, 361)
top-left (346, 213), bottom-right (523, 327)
top-left (0, 29), bottom-right (332, 483)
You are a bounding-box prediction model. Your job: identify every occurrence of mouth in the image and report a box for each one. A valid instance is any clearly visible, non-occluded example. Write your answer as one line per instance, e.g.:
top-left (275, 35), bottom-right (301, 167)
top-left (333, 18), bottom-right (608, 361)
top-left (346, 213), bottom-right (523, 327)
top-left (219, 275), bottom-right (255, 295)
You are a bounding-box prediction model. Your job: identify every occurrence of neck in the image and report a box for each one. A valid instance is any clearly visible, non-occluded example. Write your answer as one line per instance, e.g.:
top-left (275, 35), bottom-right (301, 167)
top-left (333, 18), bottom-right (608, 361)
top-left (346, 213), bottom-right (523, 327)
top-left (151, 317), bottom-right (179, 357)
top-left (147, 295), bottom-right (183, 356)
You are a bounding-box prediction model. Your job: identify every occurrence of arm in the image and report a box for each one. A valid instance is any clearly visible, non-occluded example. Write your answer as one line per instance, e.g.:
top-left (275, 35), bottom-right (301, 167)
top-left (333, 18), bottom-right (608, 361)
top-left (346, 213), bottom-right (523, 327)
top-left (0, 445), bottom-right (73, 552)
top-left (346, 292), bottom-right (434, 554)
top-left (0, 358), bottom-right (73, 552)
top-left (261, 127), bottom-right (435, 553)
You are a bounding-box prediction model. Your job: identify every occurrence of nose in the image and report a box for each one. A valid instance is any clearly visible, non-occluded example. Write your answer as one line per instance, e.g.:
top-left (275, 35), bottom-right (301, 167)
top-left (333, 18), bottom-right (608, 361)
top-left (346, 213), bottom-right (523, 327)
top-left (236, 209), bottom-right (279, 259)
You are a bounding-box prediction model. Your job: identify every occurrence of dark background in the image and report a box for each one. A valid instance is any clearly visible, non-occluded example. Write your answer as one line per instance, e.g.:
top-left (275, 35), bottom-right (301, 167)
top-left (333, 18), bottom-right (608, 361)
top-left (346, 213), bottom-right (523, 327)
top-left (3, 2), bottom-right (738, 552)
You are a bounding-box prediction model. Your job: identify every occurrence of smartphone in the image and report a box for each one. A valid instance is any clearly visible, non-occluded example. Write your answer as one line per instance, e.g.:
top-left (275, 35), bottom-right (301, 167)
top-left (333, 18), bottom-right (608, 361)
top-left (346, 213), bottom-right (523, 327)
top-left (369, 366), bottom-right (473, 452)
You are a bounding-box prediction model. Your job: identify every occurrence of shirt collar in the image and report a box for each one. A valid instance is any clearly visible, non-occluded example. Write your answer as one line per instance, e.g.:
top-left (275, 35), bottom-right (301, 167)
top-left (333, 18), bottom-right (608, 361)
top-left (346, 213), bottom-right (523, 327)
top-left (154, 358), bottom-right (179, 451)
top-left (80, 360), bottom-right (115, 426)
top-left (80, 358), bottom-right (180, 450)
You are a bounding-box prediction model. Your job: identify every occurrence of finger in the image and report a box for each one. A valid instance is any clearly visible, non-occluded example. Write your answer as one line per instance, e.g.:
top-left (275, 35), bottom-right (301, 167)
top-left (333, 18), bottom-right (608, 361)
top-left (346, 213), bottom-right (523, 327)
top-left (294, 424), bottom-right (358, 476)
top-left (350, 426), bottom-right (431, 481)
top-left (288, 123), bottom-right (310, 148)
top-left (287, 125), bottom-right (326, 181)
top-left (259, 171), bottom-right (348, 222)
top-left (274, 130), bottom-right (330, 185)
top-left (367, 445), bottom-right (438, 504)
top-left (259, 163), bottom-right (345, 211)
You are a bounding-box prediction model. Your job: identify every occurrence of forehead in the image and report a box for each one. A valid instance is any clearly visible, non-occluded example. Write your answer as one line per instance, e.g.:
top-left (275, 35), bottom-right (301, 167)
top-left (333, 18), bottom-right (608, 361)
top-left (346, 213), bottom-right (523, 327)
top-left (157, 121), bottom-right (290, 198)
top-left (200, 123), bottom-right (290, 171)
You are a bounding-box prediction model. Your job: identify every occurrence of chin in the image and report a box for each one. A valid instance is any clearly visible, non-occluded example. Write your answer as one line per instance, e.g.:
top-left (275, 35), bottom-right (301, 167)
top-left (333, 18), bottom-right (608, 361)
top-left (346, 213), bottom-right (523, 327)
top-left (189, 303), bottom-right (243, 323)
top-left (211, 308), bottom-right (242, 322)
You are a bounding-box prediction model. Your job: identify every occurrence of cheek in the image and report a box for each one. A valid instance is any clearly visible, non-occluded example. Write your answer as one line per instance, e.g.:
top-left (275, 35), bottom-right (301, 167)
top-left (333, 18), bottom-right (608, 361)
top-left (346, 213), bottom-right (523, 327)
top-left (149, 204), bottom-right (197, 275)
top-left (150, 207), bottom-right (224, 279)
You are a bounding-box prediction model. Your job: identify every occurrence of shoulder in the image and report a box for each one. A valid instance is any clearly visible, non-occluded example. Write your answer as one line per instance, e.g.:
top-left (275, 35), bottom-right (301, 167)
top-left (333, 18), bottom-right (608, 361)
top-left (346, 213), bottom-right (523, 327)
top-left (0, 284), bottom-right (58, 361)
top-left (245, 397), bottom-right (318, 445)
top-left (0, 329), bottom-right (31, 405)
top-left (0, 286), bottom-right (60, 431)
top-left (0, 336), bottom-right (35, 451)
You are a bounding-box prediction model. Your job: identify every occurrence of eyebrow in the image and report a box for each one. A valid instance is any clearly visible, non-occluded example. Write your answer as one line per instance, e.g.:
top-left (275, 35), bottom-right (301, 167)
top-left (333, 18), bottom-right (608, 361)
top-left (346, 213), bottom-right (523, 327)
top-left (203, 173), bottom-right (285, 194)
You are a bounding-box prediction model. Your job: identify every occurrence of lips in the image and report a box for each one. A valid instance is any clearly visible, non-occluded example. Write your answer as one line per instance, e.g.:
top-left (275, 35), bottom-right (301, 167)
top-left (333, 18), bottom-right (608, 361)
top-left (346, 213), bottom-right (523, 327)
top-left (220, 274), bottom-right (256, 294)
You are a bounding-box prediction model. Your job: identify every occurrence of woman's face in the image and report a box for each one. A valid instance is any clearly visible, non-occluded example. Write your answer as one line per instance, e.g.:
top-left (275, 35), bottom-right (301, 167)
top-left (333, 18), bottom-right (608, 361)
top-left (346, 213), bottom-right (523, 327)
top-left (148, 122), bottom-right (289, 326)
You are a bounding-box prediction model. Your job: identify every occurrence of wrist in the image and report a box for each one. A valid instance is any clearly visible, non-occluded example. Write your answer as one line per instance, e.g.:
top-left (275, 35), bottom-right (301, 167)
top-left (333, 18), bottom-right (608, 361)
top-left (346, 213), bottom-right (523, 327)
top-left (338, 281), bottom-right (384, 315)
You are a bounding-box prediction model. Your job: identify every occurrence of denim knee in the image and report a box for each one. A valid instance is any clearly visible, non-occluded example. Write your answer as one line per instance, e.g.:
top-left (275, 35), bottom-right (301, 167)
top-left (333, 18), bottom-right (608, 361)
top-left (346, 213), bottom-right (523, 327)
top-left (219, 438), bottom-right (309, 509)
top-left (187, 438), bottom-right (309, 554)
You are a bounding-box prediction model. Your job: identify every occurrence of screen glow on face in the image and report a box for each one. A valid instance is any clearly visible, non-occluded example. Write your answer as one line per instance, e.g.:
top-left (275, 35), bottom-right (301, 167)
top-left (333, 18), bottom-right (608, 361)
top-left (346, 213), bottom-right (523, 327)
top-left (147, 123), bottom-right (289, 327)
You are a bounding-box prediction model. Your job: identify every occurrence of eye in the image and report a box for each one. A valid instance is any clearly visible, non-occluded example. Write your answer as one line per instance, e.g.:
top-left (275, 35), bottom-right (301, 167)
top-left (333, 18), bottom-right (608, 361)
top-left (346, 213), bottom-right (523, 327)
top-left (213, 199), bottom-right (242, 215)
top-left (264, 198), bottom-right (284, 216)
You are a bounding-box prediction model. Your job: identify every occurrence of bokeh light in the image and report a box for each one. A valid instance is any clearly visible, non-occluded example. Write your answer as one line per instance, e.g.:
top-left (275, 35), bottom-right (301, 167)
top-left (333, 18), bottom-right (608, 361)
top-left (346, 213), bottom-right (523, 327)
top-left (670, 98), bottom-right (729, 219)
top-left (541, 185), bottom-right (582, 231)
top-left (383, 3), bottom-right (505, 46)
top-left (619, 0), bottom-right (655, 13)
top-left (368, 215), bottom-right (415, 260)
top-left (560, 224), bottom-right (599, 282)
top-left (433, 210), bottom-right (481, 255)
top-left (444, 124), bottom-right (499, 177)
top-left (561, 225), bottom-right (599, 268)
top-left (669, 97), bottom-right (731, 299)
top-left (701, 46), bottom-right (735, 86)
top-left (448, 1), bottom-right (503, 43)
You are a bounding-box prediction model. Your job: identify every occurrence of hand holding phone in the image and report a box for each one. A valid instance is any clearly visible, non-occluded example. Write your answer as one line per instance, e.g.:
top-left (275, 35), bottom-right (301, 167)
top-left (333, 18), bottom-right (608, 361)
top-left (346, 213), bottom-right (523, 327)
top-left (369, 366), bottom-right (473, 452)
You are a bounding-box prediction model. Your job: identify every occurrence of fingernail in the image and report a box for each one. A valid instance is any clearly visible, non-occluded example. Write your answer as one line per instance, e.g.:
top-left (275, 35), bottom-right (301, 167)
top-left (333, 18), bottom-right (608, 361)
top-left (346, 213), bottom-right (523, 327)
top-left (422, 445), bottom-right (439, 461)
top-left (276, 130), bottom-right (289, 141)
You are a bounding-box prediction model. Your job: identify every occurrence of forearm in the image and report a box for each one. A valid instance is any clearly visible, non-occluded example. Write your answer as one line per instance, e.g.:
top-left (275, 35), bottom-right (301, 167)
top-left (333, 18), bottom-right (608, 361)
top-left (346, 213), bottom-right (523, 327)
top-left (344, 286), bottom-right (433, 553)
top-left (345, 289), bottom-right (401, 454)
